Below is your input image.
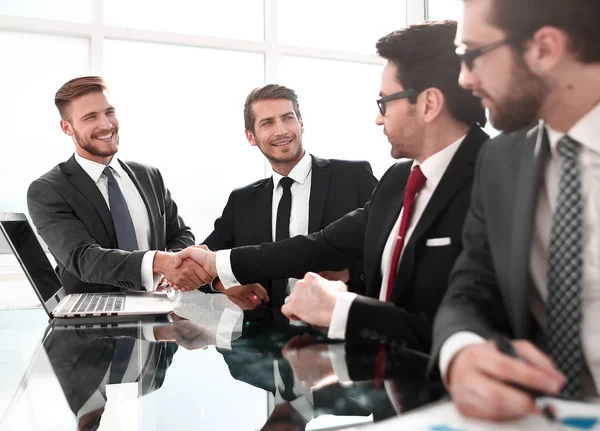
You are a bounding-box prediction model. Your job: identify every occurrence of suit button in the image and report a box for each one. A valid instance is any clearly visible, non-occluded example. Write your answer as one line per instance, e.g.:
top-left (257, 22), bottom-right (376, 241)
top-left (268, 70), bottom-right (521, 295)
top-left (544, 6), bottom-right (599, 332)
top-left (369, 331), bottom-right (378, 341)
top-left (359, 274), bottom-right (365, 281)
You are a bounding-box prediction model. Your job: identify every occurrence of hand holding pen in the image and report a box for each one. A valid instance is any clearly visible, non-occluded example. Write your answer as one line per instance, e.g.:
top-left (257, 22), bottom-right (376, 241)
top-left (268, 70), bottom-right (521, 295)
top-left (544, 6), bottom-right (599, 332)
top-left (446, 335), bottom-right (566, 421)
top-left (492, 333), bottom-right (568, 421)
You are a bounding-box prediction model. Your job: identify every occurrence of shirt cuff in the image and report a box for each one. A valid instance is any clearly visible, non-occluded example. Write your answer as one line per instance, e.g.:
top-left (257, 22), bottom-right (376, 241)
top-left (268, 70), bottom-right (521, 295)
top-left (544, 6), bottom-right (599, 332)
top-left (215, 307), bottom-right (244, 349)
top-left (328, 343), bottom-right (351, 383)
top-left (142, 250), bottom-right (161, 291)
top-left (141, 324), bottom-right (158, 342)
top-left (327, 292), bottom-right (358, 340)
top-left (215, 250), bottom-right (241, 289)
top-left (439, 331), bottom-right (486, 385)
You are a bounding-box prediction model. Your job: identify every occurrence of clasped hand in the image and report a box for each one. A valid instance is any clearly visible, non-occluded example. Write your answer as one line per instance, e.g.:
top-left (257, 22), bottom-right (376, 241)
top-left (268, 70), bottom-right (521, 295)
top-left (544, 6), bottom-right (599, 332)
top-left (154, 245), bottom-right (217, 292)
top-left (158, 246), bottom-right (270, 309)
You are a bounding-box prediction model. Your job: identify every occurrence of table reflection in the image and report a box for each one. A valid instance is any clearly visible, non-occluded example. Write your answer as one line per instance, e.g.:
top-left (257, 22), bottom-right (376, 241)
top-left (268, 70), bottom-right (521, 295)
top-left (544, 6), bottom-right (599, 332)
top-left (1, 291), bottom-right (445, 430)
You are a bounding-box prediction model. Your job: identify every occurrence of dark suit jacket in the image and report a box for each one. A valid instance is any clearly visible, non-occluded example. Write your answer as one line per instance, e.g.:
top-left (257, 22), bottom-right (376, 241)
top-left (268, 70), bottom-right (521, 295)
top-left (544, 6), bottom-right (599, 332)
top-left (27, 155), bottom-right (195, 293)
top-left (203, 154), bottom-right (378, 299)
top-left (227, 127), bottom-right (490, 351)
top-left (430, 123), bottom-right (549, 370)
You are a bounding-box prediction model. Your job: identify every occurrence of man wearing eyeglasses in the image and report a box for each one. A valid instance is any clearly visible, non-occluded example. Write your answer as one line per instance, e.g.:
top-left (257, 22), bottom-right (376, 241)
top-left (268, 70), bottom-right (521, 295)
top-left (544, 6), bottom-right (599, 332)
top-left (431, 0), bottom-right (600, 421)
top-left (174, 21), bottom-right (489, 352)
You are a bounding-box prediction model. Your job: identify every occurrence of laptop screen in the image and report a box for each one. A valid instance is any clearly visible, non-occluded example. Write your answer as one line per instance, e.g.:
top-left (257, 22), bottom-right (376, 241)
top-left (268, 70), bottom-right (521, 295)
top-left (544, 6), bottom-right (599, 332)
top-left (0, 214), bottom-right (63, 306)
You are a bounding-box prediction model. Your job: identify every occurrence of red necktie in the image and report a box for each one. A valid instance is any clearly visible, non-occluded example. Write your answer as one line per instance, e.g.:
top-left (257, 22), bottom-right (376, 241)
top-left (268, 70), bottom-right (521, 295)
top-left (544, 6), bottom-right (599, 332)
top-left (375, 166), bottom-right (427, 388)
top-left (385, 165), bottom-right (427, 302)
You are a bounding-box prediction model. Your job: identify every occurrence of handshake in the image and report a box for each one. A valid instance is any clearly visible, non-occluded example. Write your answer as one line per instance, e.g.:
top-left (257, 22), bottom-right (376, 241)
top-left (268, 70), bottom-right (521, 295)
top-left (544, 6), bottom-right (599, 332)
top-left (153, 245), bottom-right (218, 292)
top-left (153, 245), bottom-right (352, 325)
top-left (154, 245), bottom-right (271, 309)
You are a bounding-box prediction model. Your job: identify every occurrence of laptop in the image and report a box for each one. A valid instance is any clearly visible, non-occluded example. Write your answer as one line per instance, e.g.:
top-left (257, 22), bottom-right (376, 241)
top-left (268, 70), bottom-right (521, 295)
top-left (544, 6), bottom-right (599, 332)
top-left (0, 212), bottom-right (173, 319)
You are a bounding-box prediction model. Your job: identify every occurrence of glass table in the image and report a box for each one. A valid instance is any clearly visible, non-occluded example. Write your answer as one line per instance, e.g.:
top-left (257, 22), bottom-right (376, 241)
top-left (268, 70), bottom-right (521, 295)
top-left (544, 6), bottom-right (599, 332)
top-left (0, 291), bottom-right (446, 430)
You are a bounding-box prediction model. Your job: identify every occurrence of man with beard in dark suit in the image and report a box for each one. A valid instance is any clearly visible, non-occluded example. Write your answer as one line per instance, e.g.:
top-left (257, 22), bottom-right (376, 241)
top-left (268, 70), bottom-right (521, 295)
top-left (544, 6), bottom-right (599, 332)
top-left (174, 21), bottom-right (489, 353)
top-left (27, 77), bottom-right (202, 294)
top-left (430, 0), bottom-right (600, 421)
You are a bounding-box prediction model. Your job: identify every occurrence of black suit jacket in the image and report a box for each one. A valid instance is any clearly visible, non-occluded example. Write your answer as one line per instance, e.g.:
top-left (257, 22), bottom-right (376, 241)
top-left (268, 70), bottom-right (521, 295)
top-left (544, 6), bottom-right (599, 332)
top-left (27, 155), bottom-right (195, 293)
top-left (430, 123), bottom-right (549, 370)
top-left (228, 127), bottom-right (490, 351)
top-left (203, 154), bottom-right (378, 299)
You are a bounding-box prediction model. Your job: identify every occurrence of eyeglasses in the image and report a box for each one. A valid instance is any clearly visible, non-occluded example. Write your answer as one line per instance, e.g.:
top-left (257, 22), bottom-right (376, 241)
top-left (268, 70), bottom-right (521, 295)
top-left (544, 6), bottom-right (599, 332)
top-left (455, 38), bottom-right (515, 71)
top-left (376, 89), bottom-right (420, 116)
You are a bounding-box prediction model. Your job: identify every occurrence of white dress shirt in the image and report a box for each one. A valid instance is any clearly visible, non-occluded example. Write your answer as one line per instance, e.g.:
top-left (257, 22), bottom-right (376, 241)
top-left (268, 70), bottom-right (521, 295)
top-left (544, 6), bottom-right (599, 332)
top-left (439, 103), bottom-right (600, 397)
top-left (74, 153), bottom-right (159, 291)
top-left (77, 338), bottom-right (151, 418)
top-left (216, 152), bottom-right (313, 293)
top-left (328, 135), bottom-right (466, 339)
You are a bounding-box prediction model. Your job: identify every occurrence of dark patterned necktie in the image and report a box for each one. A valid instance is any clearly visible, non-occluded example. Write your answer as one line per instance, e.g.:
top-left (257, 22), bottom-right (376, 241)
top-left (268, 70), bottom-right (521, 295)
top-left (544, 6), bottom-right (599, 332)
top-left (103, 166), bottom-right (139, 251)
top-left (546, 135), bottom-right (583, 399)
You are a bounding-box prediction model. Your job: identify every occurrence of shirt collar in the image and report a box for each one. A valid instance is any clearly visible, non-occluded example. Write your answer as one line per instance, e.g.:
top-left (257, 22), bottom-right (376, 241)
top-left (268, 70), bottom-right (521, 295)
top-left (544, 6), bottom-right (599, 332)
top-left (74, 152), bottom-right (124, 183)
top-left (272, 151), bottom-right (312, 189)
top-left (411, 134), bottom-right (467, 189)
top-left (546, 102), bottom-right (600, 156)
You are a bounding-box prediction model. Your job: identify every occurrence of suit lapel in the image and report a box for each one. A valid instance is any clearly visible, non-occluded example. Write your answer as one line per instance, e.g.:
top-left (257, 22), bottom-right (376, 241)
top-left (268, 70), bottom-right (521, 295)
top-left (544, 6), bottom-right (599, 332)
top-left (391, 126), bottom-right (487, 302)
top-left (308, 155), bottom-right (331, 233)
top-left (119, 161), bottom-right (159, 249)
top-left (507, 123), bottom-right (549, 337)
top-left (63, 155), bottom-right (117, 246)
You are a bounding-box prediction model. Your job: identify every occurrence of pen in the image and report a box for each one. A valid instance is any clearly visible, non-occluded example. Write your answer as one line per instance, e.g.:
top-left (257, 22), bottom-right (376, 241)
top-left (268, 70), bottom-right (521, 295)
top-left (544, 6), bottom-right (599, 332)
top-left (492, 333), bottom-right (557, 422)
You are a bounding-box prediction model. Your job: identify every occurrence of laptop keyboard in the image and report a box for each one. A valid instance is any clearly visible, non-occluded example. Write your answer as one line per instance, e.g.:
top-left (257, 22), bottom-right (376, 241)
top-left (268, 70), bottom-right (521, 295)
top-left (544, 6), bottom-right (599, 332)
top-left (69, 293), bottom-right (125, 313)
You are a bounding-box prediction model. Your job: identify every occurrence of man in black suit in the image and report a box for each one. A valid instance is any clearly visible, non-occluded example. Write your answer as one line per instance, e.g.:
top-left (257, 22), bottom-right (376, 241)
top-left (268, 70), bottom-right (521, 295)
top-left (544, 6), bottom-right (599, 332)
top-left (27, 76), bottom-right (203, 294)
top-left (202, 84), bottom-right (377, 309)
top-left (430, 0), bottom-right (600, 421)
top-left (175, 21), bottom-right (489, 352)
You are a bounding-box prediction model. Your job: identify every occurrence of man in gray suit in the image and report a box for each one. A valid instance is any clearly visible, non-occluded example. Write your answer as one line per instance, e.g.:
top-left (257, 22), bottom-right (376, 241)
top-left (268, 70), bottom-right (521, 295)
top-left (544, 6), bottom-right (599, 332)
top-left (27, 76), bottom-right (205, 293)
top-left (431, 0), bottom-right (600, 421)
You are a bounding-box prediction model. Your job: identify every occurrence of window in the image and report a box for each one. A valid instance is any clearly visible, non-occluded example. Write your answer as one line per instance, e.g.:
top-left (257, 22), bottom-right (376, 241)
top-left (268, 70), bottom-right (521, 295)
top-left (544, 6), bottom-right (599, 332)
top-left (103, 39), bottom-right (265, 235)
top-left (278, 56), bottom-right (393, 178)
top-left (0, 1), bottom-right (425, 314)
top-left (104, 0), bottom-right (264, 41)
top-left (427, 0), bottom-right (461, 21)
top-left (0, 32), bottom-right (89, 214)
top-left (278, 0), bottom-right (406, 54)
top-left (0, 0), bottom-right (92, 23)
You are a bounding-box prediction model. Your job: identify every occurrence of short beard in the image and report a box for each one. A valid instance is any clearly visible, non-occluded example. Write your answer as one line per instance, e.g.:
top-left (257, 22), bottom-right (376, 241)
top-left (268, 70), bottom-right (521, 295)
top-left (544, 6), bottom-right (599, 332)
top-left (257, 135), bottom-right (304, 165)
top-left (488, 52), bottom-right (549, 132)
top-left (73, 128), bottom-right (118, 158)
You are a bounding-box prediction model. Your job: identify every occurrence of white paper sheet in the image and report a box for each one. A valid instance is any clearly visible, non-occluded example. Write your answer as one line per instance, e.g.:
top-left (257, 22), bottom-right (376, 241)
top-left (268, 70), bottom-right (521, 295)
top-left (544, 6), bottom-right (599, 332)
top-left (352, 399), bottom-right (600, 431)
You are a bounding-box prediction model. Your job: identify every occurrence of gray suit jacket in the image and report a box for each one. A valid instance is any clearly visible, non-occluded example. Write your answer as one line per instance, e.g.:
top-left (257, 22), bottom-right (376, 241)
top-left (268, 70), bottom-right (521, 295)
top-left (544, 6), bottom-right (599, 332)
top-left (430, 122), bottom-right (547, 371)
top-left (27, 155), bottom-right (194, 293)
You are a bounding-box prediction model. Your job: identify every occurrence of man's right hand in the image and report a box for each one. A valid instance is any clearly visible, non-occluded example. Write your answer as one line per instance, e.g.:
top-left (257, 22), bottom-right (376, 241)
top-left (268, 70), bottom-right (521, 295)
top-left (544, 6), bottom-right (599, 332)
top-left (153, 251), bottom-right (212, 291)
top-left (447, 339), bottom-right (566, 421)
